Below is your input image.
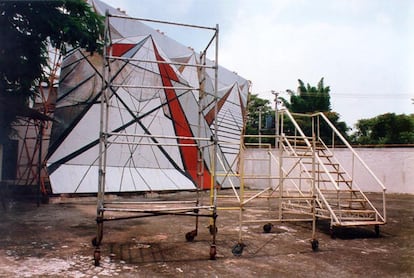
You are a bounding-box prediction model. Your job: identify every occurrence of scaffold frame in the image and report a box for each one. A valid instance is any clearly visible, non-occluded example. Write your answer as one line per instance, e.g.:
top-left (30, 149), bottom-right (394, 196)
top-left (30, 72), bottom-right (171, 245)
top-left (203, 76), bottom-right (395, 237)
top-left (92, 13), bottom-right (220, 266)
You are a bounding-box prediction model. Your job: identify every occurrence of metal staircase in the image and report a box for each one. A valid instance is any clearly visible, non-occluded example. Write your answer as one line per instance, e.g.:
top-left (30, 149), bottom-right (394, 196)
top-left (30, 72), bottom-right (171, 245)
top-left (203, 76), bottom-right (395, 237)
top-left (278, 109), bottom-right (386, 234)
top-left (220, 108), bottom-right (386, 255)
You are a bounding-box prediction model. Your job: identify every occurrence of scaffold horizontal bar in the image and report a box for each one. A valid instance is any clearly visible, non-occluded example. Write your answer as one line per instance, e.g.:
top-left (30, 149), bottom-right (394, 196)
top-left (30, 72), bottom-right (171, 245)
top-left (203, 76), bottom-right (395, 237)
top-left (108, 13), bottom-right (217, 31)
top-left (242, 218), bottom-right (314, 224)
top-left (334, 221), bottom-right (386, 226)
top-left (216, 207), bottom-right (241, 210)
top-left (106, 141), bottom-right (200, 147)
top-left (104, 200), bottom-right (197, 205)
top-left (102, 205), bottom-right (213, 213)
top-left (104, 132), bottom-right (213, 142)
top-left (107, 56), bottom-right (215, 69)
top-left (109, 84), bottom-right (197, 90)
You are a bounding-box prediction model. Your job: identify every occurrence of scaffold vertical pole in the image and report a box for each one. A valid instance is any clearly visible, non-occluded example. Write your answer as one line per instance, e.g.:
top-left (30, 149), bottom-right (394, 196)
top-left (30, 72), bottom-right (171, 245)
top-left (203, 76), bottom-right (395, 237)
top-left (209, 23), bottom-right (219, 260)
top-left (93, 11), bottom-right (110, 267)
top-left (311, 117), bottom-right (319, 251)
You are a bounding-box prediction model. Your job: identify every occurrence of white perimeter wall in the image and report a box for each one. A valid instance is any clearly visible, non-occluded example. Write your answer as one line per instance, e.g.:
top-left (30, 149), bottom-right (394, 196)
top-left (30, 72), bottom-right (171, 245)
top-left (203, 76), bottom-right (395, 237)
top-left (244, 148), bottom-right (414, 194)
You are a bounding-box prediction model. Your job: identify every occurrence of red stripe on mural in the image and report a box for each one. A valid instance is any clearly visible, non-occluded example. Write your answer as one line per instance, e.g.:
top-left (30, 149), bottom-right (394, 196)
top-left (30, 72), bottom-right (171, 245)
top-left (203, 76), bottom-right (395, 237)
top-left (109, 44), bottom-right (136, 57)
top-left (152, 42), bottom-right (212, 189)
top-left (238, 88), bottom-right (246, 121)
top-left (205, 86), bottom-right (233, 126)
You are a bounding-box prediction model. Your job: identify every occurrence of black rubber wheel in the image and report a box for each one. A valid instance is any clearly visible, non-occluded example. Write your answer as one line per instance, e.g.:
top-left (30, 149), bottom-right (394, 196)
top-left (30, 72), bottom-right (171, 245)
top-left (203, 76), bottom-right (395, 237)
top-left (94, 249), bottom-right (101, 266)
top-left (185, 230), bottom-right (197, 242)
top-left (209, 245), bottom-right (217, 260)
top-left (311, 239), bottom-right (319, 252)
top-left (330, 227), bottom-right (336, 239)
top-left (263, 223), bottom-right (272, 233)
top-left (374, 225), bottom-right (380, 237)
top-left (231, 243), bottom-right (245, 256)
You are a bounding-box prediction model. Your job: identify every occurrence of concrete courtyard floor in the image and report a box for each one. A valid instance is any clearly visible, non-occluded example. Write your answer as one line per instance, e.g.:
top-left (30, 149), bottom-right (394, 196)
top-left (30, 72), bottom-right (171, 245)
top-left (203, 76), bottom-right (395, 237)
top-left (0, 191), bottom-right (413, 277)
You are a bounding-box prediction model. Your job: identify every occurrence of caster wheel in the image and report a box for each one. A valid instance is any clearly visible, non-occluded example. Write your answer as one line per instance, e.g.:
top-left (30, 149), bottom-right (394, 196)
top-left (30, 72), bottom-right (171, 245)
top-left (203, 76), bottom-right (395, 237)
top-left (94, 249), bottom-right (101, 266)
top-left (330, 228), bottom-right (336, 239)
top-left (209, 245), bottom-right (217, 260)
top-left (208, 225), bottom-right (218, 235)
top-left (263, 223), bottom-right (273, 233)
top-left (92, 236), bottom-right (98, 247)
top-left (374, 225), bottom-right (380, 237)
top-left (231, 243), bottom-right (245, 257)
top-left (311, 239), bottom-right (319, 252)
top-left (185, 230), bottom-right (197, 242)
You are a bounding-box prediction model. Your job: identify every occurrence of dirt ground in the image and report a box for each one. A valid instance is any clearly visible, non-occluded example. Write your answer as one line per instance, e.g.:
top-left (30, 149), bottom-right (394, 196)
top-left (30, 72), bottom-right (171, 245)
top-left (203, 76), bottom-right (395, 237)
top-left (0, 191), bottom-right (413, 278)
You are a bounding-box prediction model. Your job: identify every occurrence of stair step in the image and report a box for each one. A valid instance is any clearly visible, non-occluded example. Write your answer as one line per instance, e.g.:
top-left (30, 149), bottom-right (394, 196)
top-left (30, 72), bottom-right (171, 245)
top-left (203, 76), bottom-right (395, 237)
top-left (317, 154), bottom-right (334, 158)
top-left (314, 170), bottom-right (346, 174)
top-left (325, 202), bottom-right (368, 208)
top-left (334, 220), bottom-right (385, 227)
top-left (283, 204), bottom-right (373, 214)
top-left (337, 217), bottom-right (377, 221)
top-left (281, 203), bottom-right (312, 210)
top-left (302, 161), bottom-right (340, 167)
top-left (292, 150), bottom-right (331, 155)
top-left (322, 195), bottom-right (364, 200)
top-left (292, 148), bottom-right (329, 153)
top-left (332, 208), bottom-right (375, 214)
top-left (328, 199), bottom-right (368, 204)
top-left (317, 179), bottom-right (352, 182)
top-left (315, 206), bottom-right (374, 213)
top-left (320, 189), bottom-right (361, 194)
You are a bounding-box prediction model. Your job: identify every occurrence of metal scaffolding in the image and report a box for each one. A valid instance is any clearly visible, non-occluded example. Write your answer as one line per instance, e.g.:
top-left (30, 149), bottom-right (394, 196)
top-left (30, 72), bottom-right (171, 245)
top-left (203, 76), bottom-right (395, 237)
top-left (216, 101), bottom-right (386, 256)
top-left (12, 46), bottom-right (60, 202)
top-left (92, 13), bottom-right (220, 266)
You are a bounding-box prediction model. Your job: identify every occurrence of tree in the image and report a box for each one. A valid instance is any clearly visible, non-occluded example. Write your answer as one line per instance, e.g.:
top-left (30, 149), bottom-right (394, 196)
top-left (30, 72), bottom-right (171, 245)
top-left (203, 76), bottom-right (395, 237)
top-left (0, 0), bottom-right (104, 142)
top-left (283, 78), bottom-right (349, 143)
top-left (284, 78), bottom-right (331, 113)
top-left (351, 113), bottom-right (414, 145)
top-left (244, 93), bottom-right (273, 145)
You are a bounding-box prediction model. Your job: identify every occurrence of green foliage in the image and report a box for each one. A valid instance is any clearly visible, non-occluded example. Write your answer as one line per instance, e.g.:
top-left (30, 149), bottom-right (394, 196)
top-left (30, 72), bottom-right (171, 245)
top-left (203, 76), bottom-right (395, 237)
top-left (244, 93), bottom-right (274, 146)
top-left (351, 113), bottom-right (414, 145)
top-left (285, 78), bottom-right (331, 113)
top-left (245, 93), bottom-right (271, 128)
top-left (244, 79), bottom-right (351, 146)
top-left (284, 78), bottom-right (349, 143)
top-left (0, 0), bottom-right (104, 141)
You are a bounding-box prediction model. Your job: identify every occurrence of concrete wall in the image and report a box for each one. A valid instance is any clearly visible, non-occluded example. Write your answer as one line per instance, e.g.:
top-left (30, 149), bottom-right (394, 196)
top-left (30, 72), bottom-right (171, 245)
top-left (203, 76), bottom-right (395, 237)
top-left (243, 148), bottom-right (414, 194)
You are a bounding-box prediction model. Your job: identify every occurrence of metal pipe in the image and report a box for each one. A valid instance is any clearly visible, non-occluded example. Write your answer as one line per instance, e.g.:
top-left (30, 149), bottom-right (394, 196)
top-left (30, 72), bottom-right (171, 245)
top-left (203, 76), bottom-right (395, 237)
top-left (107, 56), bottom-right (215, 68)
top-left (318, 112), bottom-right (386, 190)
top-left (109, 84), bottom-right (197, 90)
top-left (108, 13), bottom-right (217, 31)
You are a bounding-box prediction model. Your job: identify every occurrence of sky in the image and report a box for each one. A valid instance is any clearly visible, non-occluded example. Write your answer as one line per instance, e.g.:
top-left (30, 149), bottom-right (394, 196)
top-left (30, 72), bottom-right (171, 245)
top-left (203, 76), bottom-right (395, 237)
top-left (103, 0), bottom-right (413, 127)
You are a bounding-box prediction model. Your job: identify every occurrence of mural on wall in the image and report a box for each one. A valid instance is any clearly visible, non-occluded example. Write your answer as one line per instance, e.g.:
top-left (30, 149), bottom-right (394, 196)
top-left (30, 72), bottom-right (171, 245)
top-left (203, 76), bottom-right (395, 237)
top-left (46, 0), bottom-right (249, 193)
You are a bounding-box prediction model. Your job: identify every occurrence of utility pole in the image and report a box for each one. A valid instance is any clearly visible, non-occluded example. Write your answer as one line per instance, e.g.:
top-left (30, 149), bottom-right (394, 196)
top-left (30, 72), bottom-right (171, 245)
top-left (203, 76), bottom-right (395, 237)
top-left (272, 90), bottom-right (279, 148)
top-left (258, 106), bottom-right (262, 146)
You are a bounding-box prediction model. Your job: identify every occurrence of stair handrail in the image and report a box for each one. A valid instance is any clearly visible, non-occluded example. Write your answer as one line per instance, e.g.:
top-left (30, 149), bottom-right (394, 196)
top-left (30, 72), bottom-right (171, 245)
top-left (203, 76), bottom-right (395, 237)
top-left (282, 109), bottom-right (340, 191)
top-left (317, 112), bottom-right (386, 191)
top-left (318, 112), bottom-right (386, 223)
top-left (282, 109), bottom-right (346, 224)
top-left (279, 109), bottom-right (386, 224)
top-left (316, 135), bottom-right (386, 222)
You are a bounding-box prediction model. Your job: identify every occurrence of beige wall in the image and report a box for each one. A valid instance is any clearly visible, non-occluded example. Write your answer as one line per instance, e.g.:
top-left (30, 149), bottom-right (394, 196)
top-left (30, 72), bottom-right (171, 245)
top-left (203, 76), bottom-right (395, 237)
top-left (243, 148), bottom-right (414, 194)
